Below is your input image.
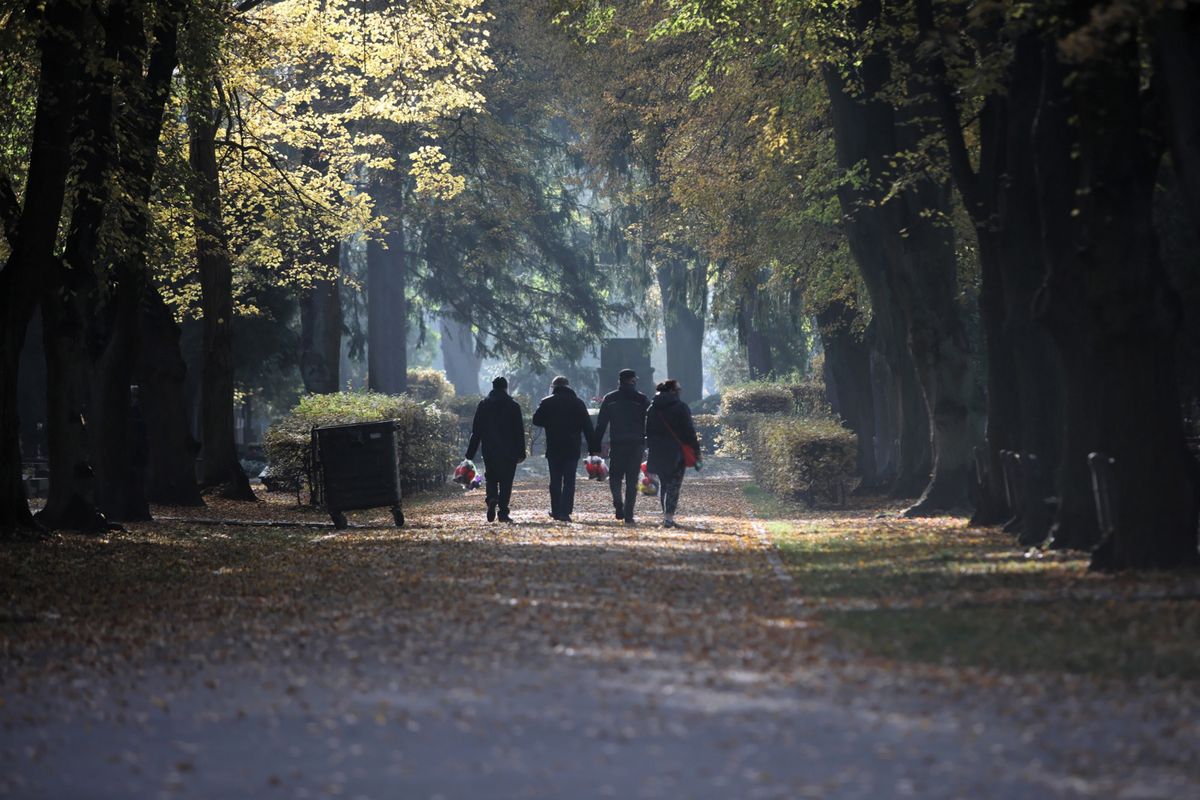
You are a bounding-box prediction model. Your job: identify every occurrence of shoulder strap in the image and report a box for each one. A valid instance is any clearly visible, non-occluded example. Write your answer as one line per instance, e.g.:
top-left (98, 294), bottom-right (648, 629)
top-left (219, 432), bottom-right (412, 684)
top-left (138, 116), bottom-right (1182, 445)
top-left (656, 409), bottom-right (685, 447)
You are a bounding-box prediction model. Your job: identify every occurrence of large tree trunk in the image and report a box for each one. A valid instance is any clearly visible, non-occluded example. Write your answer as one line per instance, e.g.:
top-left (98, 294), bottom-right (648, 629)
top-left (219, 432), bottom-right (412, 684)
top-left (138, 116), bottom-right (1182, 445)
top-left (739, 289), bottom-right (773, 380)
top-left (818, 301), bottom-right (878, 491)
top-left (972, 231), bottom-right (1018, 525)
top-left (917, 15), bottom-right (1062, 535)
top-left (87, 0), bottom-right (182, 522)
top-left (139, 287), bottom-right (203, 506)
top-left (656, 258), bottom-right (705, 402)
top-left (367, 228), bottom-right (408, 394)
top-left (822, 6), bottom-right (973, 516)
top-left (300, 241), bottom-right (343, 395)
top-left (37, 2), bottom-right (122, 531)
top-left (1036, 21), bottom-right (1198, 570)
top-left (440, 316), bottom-right (481, 396)
top-left (1157, 5), bottom-right (1200, 236)
top-left (187, 75), bottom-right (253, 499)
top-left (0, 0), bottom-right (87, 537)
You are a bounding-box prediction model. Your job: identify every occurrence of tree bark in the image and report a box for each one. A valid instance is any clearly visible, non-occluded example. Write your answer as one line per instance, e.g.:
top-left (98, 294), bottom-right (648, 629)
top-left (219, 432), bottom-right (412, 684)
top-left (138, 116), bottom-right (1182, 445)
top-left (1035, 21), bottom-right (1198, 569)
top-left (656, 257), bottom-right (705, 402)
top-left (139, 287), bottom-right (203, 505)
top-left (1157, 5), bottom-right (1200, 236)
top-left (300, 240), bottom-right (344, 395)
top-left (738, 289), bottom-right (773, 380)
top-left (367, 227), bottom-right (408, 395)
top-left (440, 316), bottom-right (481, 396)
top-left (821, 5), bottom-right (973, 516)
top-left (37, 1), bottom-right (125, 531)
top-left (88, 0), bottom-right (183, 521)
top-left (187, 71), bottom-right (253, 499)
top-left (818, 301), bottom-right (878, 491)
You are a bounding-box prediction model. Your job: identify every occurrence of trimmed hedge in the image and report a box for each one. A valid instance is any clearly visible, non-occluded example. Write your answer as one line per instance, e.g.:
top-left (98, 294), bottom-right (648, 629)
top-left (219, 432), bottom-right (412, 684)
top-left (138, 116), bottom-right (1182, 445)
top-left (264, 392), bottom-right (457, 502)
top-left (721, 381), bottom-right (832, 417)
top-left (747, 416), bottom-right (857, 507)
top-left (789, 382), bottom-right (832, 418)
top-left (693, 414), bottom-right (721, 455)
top-left (721, 384), bottom-right (795, 415)
top-left (406, 368), bottom-right (456, 406)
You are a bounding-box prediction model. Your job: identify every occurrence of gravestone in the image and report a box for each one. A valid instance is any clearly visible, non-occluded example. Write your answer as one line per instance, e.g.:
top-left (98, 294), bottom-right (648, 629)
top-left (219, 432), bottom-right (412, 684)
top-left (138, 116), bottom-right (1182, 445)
top-left (596, 338), bottom-right (654, 393)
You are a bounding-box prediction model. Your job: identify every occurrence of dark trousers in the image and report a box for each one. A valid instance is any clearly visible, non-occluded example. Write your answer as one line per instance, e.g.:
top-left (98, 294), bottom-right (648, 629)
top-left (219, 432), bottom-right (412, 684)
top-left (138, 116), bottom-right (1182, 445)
top-left (609, 444), bottom-right (642, 521)
top-left (547, 457), bottom-right (578, 518)
top-left (659, 465), bottom-right (685, 516)
top-left (485, 459), bottom-right (517, 514)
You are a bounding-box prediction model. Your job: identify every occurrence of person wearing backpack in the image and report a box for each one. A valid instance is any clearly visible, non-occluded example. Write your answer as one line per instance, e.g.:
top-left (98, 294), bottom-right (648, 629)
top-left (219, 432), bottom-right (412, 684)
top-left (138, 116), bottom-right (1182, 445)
top-left (594, 368), bottom-right (649, 525)
top-left (645, 379), bottom-right (702, 528)
top-left (531, 376), bottom-right (597, 522)
top-left (465, 376), bottom-right (526, 523)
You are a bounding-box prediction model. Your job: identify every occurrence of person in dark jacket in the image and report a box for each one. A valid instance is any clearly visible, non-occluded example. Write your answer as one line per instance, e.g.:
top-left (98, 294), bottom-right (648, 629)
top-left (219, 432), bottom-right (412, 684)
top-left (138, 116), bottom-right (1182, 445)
top-left (645, 379), bottom-right (702, 528)
top-left (531, 376), bottom-right (597, 522)
top-left (594, 368), bottom-right (649, 525)
top-left (466, 376), bottom-right (526, 522)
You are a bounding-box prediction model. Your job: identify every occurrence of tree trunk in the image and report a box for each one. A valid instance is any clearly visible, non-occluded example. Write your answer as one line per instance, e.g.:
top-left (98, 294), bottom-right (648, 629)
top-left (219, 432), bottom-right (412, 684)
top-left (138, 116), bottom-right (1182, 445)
top-left (300, 241), bottom-right (344, 395)
top-left (0, 0), bottom-right (87, 537)
top-left (38, 1), bottom-right (122, 531)
top-left (656, 258), bottom-right (705, 402)
top-left (440, 316), bottom-right (481, 396)
top-left (822, 13), bottom-right (973, 516)
top-left (1157, 5), bottom-right (1200, 236)
top-left (187, 75), bottom-right (253, 500)
top-left (367, 228), bottom-right (408, 394)
top-left (90, 278), bottom-right (150, 521)
top-left (739, 290), bottom-right (773, 380)
top-left (139, 287), bottom-right (203, 505)
top-left (1036, 24), bottom-right (1198, 569)
top-left (971, 231), bottom-right (1017, 525)
top-left (818, 301), bottom-right (878, 491)
top-left (89, 0), bottom-right (185, 520)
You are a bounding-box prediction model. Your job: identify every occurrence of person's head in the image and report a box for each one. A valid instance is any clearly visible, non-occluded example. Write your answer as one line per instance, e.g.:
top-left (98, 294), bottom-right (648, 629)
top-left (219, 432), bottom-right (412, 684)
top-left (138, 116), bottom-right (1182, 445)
top-left (656, 379), bottom-right (681, 396)
top-left (492, 376), bottom-right (508, 392)
top-left (551, 375), bottom-right (569, 390)
top-left (618, 368), bottom-right (637, 386)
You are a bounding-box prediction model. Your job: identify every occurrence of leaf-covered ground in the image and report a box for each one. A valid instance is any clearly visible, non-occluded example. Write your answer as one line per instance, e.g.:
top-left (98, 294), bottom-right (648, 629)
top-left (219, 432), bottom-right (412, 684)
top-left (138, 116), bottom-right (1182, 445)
top-left (2, 459), bottom-right (1198, 798)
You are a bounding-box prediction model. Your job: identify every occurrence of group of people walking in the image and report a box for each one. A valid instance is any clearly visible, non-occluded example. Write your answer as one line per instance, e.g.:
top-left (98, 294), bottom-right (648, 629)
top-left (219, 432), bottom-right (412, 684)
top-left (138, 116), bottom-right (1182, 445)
top-left (464, 369), bottom-right (702, 526)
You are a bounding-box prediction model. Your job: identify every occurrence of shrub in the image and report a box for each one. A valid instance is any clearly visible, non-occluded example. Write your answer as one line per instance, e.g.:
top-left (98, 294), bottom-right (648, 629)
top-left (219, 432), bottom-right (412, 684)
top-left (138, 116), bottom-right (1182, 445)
top-left (721, 383), bottom-right (795, 415)
top-left (714, 413), bottom-right (753, 458)
top-left (406, 368), bottom-right (456, 406)
top-left (747, 416), bottom-right (857, 506)
top-left (446, 393), bottom-right (485, 419)
top-left (721, 381), bottom-right (833, 418)
top-left (789, 381), bottom-right (833, 418)
top-left (264, 392), bottom-right (457, 502)
top-left (692, 414), bottom-right (721, 455)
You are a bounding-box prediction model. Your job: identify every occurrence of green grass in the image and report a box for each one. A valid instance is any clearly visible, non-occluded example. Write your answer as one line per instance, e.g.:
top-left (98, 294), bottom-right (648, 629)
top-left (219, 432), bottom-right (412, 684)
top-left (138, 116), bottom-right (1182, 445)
top-left (743, 483), bottom-right (1200, 680)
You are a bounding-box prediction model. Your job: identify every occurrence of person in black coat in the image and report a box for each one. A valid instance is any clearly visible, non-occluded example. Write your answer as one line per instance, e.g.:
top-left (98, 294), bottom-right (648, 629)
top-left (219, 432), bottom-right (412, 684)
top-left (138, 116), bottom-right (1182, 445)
top-left (594, 368), bottom-right (649, 525)
top-left (466, 376), bottom-right (526, 522)
top-left (531, 376), bottom-right (597, 522)
top-left (646, 379), bottom-right (702, 528)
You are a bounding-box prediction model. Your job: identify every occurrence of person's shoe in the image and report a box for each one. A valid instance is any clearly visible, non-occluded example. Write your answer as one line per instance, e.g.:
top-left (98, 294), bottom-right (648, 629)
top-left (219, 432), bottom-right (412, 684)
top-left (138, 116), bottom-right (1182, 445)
top-left (663, 517), bottom-right (675, 528)
top-left (560, 515), bottom-right (572, 523)
top-left (623, 517), bottom-right (636, 526)
top-left (487, 504), bottom-right (496, 522)
top-left (498, 512), bottom-right (514, 523)
top-left (614, 505), bottom-right (624, 520)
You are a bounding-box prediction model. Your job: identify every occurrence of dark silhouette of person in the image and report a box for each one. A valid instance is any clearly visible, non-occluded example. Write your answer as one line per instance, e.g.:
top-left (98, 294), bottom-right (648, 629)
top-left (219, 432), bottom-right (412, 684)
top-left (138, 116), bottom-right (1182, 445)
top-left (466, 376), bottom-right (526, 522)
top-left (594, 368), bottom-right (649, 525)
top-left (531, 376), bottom-right (597, 522)
top-left (646, 379), bottom-right (702, 528)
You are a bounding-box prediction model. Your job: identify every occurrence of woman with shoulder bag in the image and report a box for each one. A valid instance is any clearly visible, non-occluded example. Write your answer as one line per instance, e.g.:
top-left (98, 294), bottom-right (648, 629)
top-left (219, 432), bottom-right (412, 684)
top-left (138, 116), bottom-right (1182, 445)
top-left (645, 379), bottom-right (702, 528)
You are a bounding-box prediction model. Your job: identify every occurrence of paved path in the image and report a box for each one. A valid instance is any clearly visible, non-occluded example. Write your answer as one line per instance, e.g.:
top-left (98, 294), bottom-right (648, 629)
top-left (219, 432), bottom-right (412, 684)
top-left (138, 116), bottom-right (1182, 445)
top-left (1, 468), bottom-right (1197, 798)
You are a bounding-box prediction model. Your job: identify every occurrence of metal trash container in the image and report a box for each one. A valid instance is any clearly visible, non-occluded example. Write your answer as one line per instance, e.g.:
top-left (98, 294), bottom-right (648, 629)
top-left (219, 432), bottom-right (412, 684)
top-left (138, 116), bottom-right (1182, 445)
top-left (312, 420), bottom-right (404, 529)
